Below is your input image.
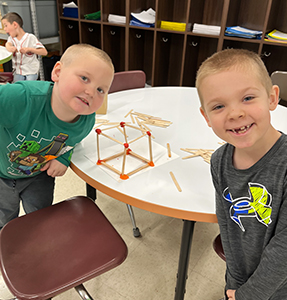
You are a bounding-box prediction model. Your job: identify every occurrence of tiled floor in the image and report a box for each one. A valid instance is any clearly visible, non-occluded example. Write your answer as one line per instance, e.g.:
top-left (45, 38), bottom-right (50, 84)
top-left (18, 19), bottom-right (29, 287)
top-left (0, 168), bottom-right (226, 300)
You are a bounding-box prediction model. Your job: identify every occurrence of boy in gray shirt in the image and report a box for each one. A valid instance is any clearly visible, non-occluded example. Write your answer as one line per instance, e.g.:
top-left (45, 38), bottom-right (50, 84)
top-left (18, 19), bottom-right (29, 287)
top-left (196, 48), bottom-right (287, 300)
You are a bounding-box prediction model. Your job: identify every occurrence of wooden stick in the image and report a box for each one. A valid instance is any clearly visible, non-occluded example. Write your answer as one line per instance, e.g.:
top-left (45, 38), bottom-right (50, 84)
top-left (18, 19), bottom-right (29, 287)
top-left (170, 172), bottom-right (182, 192)
top-left (101, 124), bottom-right (121, 131)
top-left (124, 109), bottom-right (133, 118)
top-left (129, 134), bottom-right (145, 144)
top-left (125, 123), bottom-right (147, 133)
top-left (96, 134), bottom-right (100, 160)
top-left (100, 132), bottom-right (123, 145)
top-left (129, 150), bottom-right (150, 163)
top-left (121, 148), bottom-right (127, 175)
top-left (130, 113), bottom-right (135, 124)
top-left (102, 151), bottom-right (124, 162)
top-left (101, 161), bottom-right (121, 175)
top-left (122, 125), bottom-right (128, 143)
top-left (167, 143), bottom-right (171, 157)
top-left (148, 134), bottom-right (153, 162)
top-left (127, 163), bottom-right (150, 176)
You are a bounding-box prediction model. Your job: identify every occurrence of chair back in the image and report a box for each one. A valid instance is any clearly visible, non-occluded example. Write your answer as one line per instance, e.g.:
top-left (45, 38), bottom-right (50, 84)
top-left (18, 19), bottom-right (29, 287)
top-left (109, 70), bottom-right (146, 94)
top-left (271, 71), bottom-right (287, 106)
top-left (0, 72), bottom-right (13, 83)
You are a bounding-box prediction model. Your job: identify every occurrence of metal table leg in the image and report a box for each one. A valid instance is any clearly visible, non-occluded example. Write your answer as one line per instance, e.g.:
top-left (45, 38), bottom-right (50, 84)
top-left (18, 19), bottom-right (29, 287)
top-left (174, 220), bottom-right (195, 300)
top-left (86, 183), bottom-right (97, 201)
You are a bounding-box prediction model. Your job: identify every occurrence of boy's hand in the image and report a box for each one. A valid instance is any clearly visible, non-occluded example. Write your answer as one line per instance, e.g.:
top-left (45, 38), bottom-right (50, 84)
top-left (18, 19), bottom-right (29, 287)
top-left (20, 47), bottom-right (32, 54)
top-left (40, 160), bottom-right (68, 177)
top-left (227, 289), bottom-right (236, 300)
top-left (6, 45), bottom-right (17, 53)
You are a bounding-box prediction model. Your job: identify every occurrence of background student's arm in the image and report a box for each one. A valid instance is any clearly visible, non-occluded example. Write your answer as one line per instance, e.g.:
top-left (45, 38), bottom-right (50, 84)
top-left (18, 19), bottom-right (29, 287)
top-left (20, 47), bottom-right (48, 56)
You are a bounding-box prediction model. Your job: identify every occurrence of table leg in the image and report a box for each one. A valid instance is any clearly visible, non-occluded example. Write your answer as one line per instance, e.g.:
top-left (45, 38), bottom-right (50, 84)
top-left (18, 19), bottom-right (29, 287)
top-left (174, 220), bottom-right (195, 300)
top-left (86, 183), bottom-right (97, 201)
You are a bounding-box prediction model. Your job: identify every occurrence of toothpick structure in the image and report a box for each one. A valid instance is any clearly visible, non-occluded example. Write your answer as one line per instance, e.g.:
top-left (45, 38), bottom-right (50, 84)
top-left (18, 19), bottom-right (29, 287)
top-left (95, 121), bottom-right (155, 180)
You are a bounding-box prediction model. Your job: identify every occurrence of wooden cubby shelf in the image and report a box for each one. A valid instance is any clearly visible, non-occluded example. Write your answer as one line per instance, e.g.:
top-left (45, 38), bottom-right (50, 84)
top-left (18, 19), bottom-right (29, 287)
top-left (56, 0), bottom-right (287, 87)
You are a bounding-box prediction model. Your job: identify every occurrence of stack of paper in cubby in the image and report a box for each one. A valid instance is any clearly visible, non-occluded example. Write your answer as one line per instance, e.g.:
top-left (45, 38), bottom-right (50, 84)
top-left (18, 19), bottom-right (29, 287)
top-left (160, 21), bottom-right (186, 32)
top-left (225, 26), bottom-right (262, 39)
top-left (130, 8), bottom-right (155, 28)
top-left (108, 14), bottom-right (126, 24)
top-left (265, 29), bottom-right (287, 44)
top-left (192, 23), bottom-right (221, 36)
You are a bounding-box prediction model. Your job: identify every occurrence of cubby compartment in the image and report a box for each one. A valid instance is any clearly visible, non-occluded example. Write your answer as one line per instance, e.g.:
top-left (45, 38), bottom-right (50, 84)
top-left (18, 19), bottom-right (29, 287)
top-left (130, 0), bottom-right (155, 14)
top-left (188, 0), bottom-right (225, 29)
top-left (80, 22), bottom-right (101, 48)
top-left (153, 32), bottom-right (184, 86)
top-left (182, 36), bottom-right (218, 87)
top-left (59, 19), bottom-right (80, 51)
top-left (79, 0), bottom-right (100, 19)
top-left (226, 0), bottom-right (269, 31)
top-left (157, 0), bottom-right (189, 25)
top-left (102, 0), bottom-right (126, 23)
top-left (129, 28), bottom-right (154, 85)
top-left (267, 0), bottom-right (287, 33)
top-left (57, 0), bottom-right (78, 17)
top-left (57, 0), bottom-right (287, 88)
top-left (103, 25), bottom-right (126, 72)
top-left (261, 44), bottom-right (287, 75)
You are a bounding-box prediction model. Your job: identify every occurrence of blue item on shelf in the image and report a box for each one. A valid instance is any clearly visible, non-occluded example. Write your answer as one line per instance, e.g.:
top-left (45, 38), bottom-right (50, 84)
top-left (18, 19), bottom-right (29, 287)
top-left (63, 7), bottom-right (78, 18)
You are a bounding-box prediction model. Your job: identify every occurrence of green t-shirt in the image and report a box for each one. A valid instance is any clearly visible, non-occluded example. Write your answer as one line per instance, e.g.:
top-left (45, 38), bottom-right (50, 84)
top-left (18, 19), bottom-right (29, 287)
top-left (0, 81), bottom-right (95, 179)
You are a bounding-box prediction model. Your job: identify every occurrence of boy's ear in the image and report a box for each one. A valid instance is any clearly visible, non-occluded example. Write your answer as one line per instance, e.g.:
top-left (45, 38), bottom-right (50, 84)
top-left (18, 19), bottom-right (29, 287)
top-left (51, 61), bottom-right (62, 82)
top-left (269, 85), bottom-right (280, 111)
top-left (200, 107), bottom-right (211, 127)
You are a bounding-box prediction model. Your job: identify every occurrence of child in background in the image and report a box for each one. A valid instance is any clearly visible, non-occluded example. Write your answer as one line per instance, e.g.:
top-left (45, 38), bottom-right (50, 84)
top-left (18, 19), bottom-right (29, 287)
top-left (1, 12), bottom-right (48, 82)
top-left (0, 43), bottom-right (114, 229)
top-left (196, 48), bottom-right (287, 300)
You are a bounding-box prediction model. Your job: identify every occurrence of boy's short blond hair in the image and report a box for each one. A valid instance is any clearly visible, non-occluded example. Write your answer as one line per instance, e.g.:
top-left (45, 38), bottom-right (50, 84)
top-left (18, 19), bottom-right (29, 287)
top-left (196, 49), bottom-right (273, 107)
top-left (60, 44), bottom-right (114, 72)
top-left (2, 12), bottom-right (23, 28)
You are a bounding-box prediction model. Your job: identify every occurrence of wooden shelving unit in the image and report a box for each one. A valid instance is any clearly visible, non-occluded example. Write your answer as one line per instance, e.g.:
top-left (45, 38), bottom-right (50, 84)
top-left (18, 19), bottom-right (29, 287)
top-left (56, 0), bottom-right (287, 87)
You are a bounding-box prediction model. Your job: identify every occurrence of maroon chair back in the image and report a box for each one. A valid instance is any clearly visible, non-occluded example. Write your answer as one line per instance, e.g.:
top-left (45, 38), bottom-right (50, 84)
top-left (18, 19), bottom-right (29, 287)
top-left (0, 72), bottom-right (13, 83)
top-left (213, 234), bottom-right (226, 261)
top-left (108, 70), bottom-right (146, 94)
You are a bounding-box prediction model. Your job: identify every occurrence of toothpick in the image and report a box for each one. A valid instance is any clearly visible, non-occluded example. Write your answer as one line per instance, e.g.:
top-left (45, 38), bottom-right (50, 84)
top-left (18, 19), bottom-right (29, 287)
top-left (170, 172), bottom-right (182, 192)
top-left (127, 163), bottom-right (150, 177)
top-left (100, 132), bottom-right (123, 145)
top-left (167, 143), bottom-right (171, 158)
top-left (124, 109), bottom-right (133, 118)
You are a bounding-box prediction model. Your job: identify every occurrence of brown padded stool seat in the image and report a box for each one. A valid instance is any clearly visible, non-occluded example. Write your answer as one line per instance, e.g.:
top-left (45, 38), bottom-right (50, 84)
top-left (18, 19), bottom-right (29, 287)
top-left (0, 196), bottom-right (128, 300)
top-left (213, 234), bottom-right (226, 261)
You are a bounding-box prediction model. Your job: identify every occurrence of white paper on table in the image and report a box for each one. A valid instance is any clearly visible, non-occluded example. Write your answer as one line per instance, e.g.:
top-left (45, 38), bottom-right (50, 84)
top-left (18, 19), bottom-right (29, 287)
top-left (85, 137), bottom-right (179, 182)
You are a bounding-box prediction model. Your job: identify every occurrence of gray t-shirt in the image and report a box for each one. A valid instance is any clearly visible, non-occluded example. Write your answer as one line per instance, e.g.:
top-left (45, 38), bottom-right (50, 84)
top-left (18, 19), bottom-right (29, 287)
top-left (211, 133), bottom-right (287, 300)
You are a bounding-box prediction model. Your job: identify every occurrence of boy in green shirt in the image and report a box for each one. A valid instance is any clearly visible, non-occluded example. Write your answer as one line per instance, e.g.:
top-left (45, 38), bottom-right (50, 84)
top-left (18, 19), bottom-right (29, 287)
top-left (0, 43), bottom-right (114, 229)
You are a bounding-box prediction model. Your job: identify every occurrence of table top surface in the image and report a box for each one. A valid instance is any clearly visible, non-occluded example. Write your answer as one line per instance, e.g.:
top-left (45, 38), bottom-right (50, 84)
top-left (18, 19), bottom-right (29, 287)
top-left (0, 46), bottom-right (12, 64)
top-left (71, 87), bottom-right (287, 223)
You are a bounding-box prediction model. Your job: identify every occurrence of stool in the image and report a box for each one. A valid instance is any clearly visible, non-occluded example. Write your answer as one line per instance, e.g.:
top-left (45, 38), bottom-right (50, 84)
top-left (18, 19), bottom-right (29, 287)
top-left (0, 196), bottom-right (128, 300)
top-left (213, 234), bottom-right (226, 261)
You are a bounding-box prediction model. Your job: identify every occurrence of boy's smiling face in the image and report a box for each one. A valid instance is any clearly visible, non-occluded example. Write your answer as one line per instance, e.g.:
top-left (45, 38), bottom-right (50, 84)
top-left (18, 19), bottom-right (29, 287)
top-left (51, 54), bottom-right (114, 122)
top-left (199, 68), bottom-right (279, 152)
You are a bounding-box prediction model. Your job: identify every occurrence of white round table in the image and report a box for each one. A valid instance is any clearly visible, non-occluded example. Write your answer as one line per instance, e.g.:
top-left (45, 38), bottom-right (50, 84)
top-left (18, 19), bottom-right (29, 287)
top-left (71, 87), bottom-right (287, 299)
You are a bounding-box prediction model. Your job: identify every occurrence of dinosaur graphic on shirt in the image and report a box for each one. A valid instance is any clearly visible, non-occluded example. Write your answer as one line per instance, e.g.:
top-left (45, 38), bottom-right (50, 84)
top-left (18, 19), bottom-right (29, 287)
top-left (223, 183), bottom-right (272, 232)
